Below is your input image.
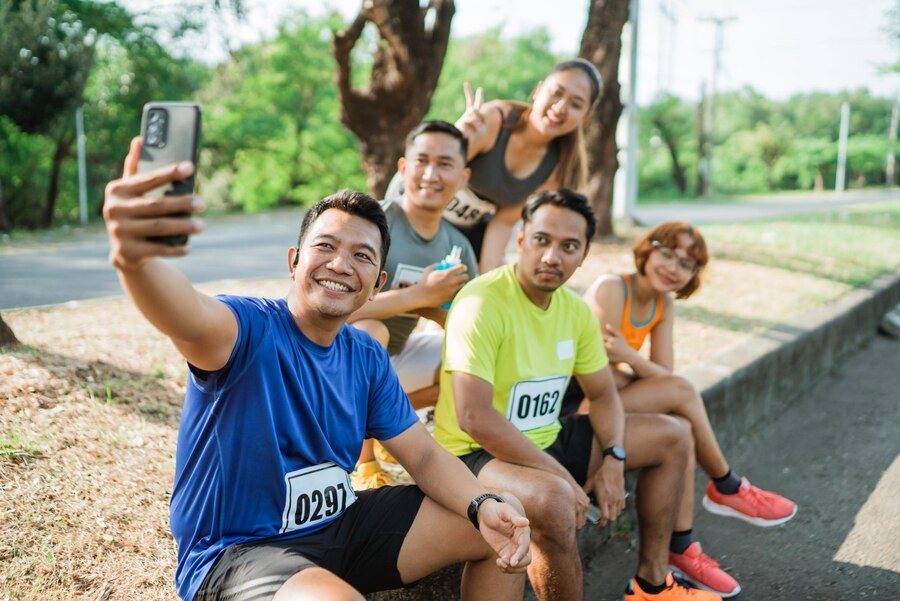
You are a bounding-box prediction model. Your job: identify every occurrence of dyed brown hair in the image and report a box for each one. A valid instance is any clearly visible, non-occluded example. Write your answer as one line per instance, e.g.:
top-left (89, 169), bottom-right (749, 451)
top-left (633, 221), bottom-right (709, 299)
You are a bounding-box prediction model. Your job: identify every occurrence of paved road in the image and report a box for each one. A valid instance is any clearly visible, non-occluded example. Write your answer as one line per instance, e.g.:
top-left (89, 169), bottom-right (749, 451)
top-left (582, 333), bottom-right (900, 600)
top-left (0, 209), bottom-right (306, 310)
top-left (1, 190), bottom-right (896, 310)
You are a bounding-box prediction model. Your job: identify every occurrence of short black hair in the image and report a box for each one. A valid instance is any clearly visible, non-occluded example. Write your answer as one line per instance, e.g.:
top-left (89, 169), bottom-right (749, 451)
top-left (405, 120), bottom-right (468, 161)
top-left (521, 188), bottom-right (597, 242)
top-left (297, 190), bottom-right (391, 271)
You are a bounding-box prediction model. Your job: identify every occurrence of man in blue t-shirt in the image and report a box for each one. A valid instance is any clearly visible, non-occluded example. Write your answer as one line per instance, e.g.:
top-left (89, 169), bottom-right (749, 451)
top-left (102, 141), bottom-right (531, 601)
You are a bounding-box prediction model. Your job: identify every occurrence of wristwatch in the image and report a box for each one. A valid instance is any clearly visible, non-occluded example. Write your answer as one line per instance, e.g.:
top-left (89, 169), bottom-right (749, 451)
top-left (601, 444), bottom-right (626, 462)
top-left (467, 493), bottom-right (505, 530)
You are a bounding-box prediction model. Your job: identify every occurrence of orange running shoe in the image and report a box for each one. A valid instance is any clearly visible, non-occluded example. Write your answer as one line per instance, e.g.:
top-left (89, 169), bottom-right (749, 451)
top-left (623, 572), bottom-right (721, 600)
top-left (668, 542), bottom-right (740, 598)
top-left (702, 477), bottom-right (797, 527)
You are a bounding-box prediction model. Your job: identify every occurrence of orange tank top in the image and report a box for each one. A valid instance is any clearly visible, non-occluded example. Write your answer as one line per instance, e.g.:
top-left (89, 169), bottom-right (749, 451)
top-left (619, 273), bottom-right (664, 351)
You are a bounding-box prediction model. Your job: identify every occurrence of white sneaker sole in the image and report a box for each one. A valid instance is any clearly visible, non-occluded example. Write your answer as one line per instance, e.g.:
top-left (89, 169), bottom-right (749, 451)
top-left (669, 568), bottom-right (742, 598)
top-left (702, 494), bottom-right (798, 527)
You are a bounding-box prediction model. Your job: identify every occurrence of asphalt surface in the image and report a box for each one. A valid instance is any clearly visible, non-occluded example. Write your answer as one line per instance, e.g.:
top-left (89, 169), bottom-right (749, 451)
top-left (582, 333), bottom-right (900, 600)
top-left (1, 190), bottom-right (896, 310)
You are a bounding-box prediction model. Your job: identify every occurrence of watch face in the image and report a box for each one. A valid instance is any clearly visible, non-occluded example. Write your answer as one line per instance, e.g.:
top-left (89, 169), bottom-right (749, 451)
top-left (605, 445), bottom-right (626, 461)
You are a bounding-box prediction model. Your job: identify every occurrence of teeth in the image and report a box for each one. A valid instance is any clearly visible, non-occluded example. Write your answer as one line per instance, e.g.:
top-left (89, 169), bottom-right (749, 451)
top-left (320, 280), bottom-right (349, 292)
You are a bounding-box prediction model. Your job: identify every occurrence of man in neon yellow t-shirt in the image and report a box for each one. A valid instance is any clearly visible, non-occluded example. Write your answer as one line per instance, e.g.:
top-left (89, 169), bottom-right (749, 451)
top-left (434, 189), bottom-right (720, 601)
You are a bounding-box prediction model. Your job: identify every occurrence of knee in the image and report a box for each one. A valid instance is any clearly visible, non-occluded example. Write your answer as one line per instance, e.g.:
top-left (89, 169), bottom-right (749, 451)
top-left (524, 477), bottom-right (578, 547)
top-left (657, 414), bottom-right (693, 458)
top-left (668, 375), bottom-right (702, 410)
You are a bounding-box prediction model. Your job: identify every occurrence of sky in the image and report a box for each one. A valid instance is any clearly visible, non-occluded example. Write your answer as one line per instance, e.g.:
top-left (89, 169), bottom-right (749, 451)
top-left (173, 0), bottom-right (900, 105)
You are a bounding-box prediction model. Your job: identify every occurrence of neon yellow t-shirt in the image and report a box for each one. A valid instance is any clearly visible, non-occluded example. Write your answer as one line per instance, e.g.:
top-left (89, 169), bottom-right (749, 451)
top-left (434, 264), bottom-right (609, 455)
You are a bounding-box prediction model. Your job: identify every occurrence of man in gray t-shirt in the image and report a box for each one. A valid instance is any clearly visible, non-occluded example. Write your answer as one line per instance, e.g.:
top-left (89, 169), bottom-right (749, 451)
top-left (348, 121), bottom-right (478, 489)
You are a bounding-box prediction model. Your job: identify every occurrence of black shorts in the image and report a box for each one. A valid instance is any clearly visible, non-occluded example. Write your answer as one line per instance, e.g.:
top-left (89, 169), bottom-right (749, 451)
top-left (195, 485), bottom-right (425, 600)
top-left (458, 414), bottom-right (595, 486)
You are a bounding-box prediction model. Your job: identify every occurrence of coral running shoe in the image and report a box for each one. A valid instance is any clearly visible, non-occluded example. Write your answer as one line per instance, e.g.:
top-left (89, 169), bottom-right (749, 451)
top-left (669, 542), bottom-right (740, 598)
top-left (623, 572), bottom-right (721, 601)
top-left (703, 477), bottom-right (797, 527)
top-left (350, 460), bottom-right (398, 491)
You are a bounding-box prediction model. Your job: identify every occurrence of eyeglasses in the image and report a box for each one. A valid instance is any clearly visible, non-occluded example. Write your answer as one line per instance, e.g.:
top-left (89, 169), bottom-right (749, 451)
top-left (651, 240), bottom-right (699, 275)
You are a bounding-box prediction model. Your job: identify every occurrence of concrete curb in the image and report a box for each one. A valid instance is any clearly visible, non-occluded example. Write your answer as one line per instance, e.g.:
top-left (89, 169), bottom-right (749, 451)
top-left (367, 268), bottom-right (900, 601)
top-left (683, 268), bottom-right (900, 452)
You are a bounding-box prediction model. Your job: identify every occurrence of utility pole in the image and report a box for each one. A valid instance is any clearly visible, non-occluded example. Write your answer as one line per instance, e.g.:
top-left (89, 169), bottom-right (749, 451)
top-left (887, 101), bottom-right (898, 187)
top-left (697, 14), bottom-right (736, 198)
top-left (76, 107), bottom-right (88, 224)
top-left (836, 101), bottom-right (850, 193)
top-left (620, 0), bottom-right (641, 221)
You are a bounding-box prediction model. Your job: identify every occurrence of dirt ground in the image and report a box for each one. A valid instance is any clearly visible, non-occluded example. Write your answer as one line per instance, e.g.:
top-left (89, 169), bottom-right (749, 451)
top-left (0, 240), bottom-right (854, 599)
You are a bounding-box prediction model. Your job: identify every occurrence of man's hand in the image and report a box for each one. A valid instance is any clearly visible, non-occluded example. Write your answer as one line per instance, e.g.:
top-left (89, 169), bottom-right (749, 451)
top-left (475, 493), bottom-right (532, 573)
top-left (103, 137), bottom-right (205, 271)
top-left (415, 262), bottom-right (469, 307)
top-left (584, 458), bottom-right (626, 528)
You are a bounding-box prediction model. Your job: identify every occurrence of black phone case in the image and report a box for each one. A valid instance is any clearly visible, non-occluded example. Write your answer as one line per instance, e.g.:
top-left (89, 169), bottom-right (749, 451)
top-left (137, 102), bottom-right (202, 246)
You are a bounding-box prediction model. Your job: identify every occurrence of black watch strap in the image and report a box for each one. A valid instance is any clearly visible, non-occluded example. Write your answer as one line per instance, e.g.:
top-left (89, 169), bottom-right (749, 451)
top-left (601, 444), bottom-right (626, 461)
top-left (467, 493), bottom-right (504, 530)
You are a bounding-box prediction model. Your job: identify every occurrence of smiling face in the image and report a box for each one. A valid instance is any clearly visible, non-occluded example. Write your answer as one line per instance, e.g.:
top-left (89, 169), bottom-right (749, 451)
top-left (529, 68), bottom-right (594, 138)
top-left (288, 208), bottom-right (386, 324)
top-left (399, 131), bottom-right (470, 214)
top-left (643, 232), bottom-right (700, 293)
top-left (515, 204), bottom-right (589, 308)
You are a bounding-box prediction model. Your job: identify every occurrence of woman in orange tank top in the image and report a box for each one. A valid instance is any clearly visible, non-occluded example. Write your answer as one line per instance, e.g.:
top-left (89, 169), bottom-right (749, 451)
top-left (581, 221), bottom-right (797, 598)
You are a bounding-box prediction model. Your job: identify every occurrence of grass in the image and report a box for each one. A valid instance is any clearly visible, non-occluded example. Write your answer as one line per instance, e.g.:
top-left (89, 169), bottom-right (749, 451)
top-left (1, 203), bottom-right (898, 599)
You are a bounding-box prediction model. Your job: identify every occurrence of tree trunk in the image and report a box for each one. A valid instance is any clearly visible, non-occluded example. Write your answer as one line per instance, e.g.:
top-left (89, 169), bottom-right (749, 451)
top-left (0, 314), bottom-right (19, 347)
top-left (654, 119), bottom-right (687, 194)
top-left (0, 177), bottom-right (12, 233)
top-left (579, 0), bottom-right (630, 238)
top-left (41, 131), bottom-right (74, 228)
top-left (333, 0), bottom-right (455, 199)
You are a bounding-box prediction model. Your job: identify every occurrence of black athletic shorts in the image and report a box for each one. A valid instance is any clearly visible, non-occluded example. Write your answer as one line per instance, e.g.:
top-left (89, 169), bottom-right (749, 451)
top-left (458, 414), bottom-right (594, 486)
top-left (194, 485), bottom-right (425, 600)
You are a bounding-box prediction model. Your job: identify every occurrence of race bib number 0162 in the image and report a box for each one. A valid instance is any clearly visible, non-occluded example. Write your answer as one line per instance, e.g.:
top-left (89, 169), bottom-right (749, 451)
top-left (507, 376), bottom-right (569, 432)
top-left (280, 462), bottom-right (357, 534)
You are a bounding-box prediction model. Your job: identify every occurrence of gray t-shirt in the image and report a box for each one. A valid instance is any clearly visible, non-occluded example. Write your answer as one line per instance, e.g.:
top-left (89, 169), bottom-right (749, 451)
top-left (379, 200), bottom-right (478, 356)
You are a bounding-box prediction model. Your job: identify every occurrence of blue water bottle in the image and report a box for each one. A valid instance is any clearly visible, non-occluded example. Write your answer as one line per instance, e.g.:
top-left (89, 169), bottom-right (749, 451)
top-left (435, 245), bottom-right (463, 310)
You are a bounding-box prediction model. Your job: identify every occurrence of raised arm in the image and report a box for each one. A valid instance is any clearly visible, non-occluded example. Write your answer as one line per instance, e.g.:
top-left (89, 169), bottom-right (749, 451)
top-left (103, 138), bottom-right (237, 371)
top-left (455, 83), bottom-right (503, 160)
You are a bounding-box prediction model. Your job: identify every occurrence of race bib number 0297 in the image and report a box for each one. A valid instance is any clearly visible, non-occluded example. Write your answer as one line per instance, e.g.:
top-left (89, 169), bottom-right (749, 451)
top-left (506, 376), bottom-right (569, 432)
top-left (280, 462), bottom-right (356, 534)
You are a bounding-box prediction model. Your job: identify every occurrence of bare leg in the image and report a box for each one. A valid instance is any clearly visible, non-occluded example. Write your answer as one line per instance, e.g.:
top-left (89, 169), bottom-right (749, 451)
top-left (616, 413), bottom-right (692, 585)
top-left (397, 497), bottom-right (525, 601)
top-left (274, 567), bottom-right (365, 601)
top-left (476, 462), bottom-right (581, 601)
top-left (618, 375), bottom-right (730, 479)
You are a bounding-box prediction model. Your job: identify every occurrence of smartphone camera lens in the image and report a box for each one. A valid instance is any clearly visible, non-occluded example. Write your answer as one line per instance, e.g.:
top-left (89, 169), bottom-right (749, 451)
top-left (145, 109), bottom-right (168, 148)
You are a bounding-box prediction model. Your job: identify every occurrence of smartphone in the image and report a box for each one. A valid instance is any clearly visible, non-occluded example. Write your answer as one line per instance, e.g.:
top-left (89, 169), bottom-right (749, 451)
top-left (586, 503), bottom-right (602, 525)
top-left (137, 102), bottom-right (202, 246)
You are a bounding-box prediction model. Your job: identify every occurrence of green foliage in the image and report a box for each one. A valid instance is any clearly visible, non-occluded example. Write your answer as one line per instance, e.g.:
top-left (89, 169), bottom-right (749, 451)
top-left (199, 12), bottom-right (365, 211)
top-left (428, 29), bottom-right (558, 120)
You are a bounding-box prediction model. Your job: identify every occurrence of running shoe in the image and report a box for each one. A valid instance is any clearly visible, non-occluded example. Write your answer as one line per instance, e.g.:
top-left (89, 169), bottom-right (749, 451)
top-left (623, 572), bottom-right (722, 600)
top-left (350, 460), bottom-right (398, 490)
top-left (668, 542), bottom-right (741, 598)
top-left (702, 477), bottom-right (797, 527)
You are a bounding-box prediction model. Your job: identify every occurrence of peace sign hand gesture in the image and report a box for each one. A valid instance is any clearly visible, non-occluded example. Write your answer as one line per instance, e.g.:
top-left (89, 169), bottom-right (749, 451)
top-left (456, 81), bottom-right (489, 142)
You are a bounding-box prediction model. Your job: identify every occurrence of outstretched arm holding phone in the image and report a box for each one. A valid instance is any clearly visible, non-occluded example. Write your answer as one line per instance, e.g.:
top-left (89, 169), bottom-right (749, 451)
top-left (104, 137), bottom-right (237, 373)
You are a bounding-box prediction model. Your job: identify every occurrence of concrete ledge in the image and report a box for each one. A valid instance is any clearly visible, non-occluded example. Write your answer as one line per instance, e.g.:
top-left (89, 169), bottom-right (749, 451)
top-left (367, 269), bottom-right (900, 601)
top-left (683, 268), bottom-right (900, 451)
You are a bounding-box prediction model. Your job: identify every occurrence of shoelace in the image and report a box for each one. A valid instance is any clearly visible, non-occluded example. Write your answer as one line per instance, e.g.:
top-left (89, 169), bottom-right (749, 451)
top-left (740, 482), bottom-right (779, 512)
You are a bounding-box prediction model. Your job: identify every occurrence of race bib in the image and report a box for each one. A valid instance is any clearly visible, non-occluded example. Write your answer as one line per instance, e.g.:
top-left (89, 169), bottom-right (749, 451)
top-left (507, 376), bottom-right (569, 432)
top-left (280, 462), bottom-right (357, 534)
top-left (385, 171), bottom-right (496, 228)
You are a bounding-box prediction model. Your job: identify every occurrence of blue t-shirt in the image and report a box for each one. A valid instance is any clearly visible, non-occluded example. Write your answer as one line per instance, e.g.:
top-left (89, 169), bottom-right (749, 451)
top-left (170, 295), bottom-right (418, 600)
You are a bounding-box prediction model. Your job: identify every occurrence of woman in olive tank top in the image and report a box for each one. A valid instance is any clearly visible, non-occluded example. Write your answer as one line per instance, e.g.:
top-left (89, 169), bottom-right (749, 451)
top-left (453, 59), bottom-right (601, 272)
